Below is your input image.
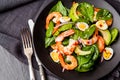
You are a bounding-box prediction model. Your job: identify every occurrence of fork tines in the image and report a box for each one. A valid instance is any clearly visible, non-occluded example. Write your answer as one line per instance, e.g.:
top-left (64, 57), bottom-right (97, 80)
top-left (21, 28), bottom-right (32, 48)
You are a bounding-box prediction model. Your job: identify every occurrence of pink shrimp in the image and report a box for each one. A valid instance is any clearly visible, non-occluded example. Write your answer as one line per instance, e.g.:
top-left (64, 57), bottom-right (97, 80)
top-left (56, 39), bottom-right (78, 55)
top-left (52, 21), bottom-right (60, 34)
top-left (55, 29), bottom-right (78, 55)
top-left (45, 12), bottom-right (62, 29)
top-left (81, 29), bottom-right (98, 45)
top-left (55, 29), bottom-right (75, 42)
top-left (97, 36), bottom-right (105, 53)
top-left (58, 53), bottom-right (77, 70)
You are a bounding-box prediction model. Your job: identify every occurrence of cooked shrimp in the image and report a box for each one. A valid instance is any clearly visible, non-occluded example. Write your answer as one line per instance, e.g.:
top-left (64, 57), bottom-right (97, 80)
top-left (51, 44), bottom-right (57, 50)
top-left (57, 39), bottom-right (78, 55)
top-left (106, 18), bottom-right (113, 26)
top-left (97, 36), bottom-right (105, 53)
top-left (55, 29), bottom-right (75, 42)
top-left (52, 21), bottom-right (60, 34)
top-left (58, 53), bottom-right (77, 70)
top-left (94, 8), bottom-right (100, 12)
top-left (55, 29), bottom-right (78, 55)
top-left (46, 12), bottom-right (62, 29)
top-left (81, 29), bottom-right (98, 45)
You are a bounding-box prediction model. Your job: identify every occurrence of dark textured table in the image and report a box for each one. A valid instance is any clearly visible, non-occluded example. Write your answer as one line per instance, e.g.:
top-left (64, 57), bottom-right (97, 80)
top-left (0, 0), bottom-right (120, 80)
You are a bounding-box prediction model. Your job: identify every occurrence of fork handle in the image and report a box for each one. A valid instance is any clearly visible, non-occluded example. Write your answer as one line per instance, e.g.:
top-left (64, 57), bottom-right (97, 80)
top-left (39, 65), bottom-right (45, 80)
top-left (28, 59), bottom-right (35, 80)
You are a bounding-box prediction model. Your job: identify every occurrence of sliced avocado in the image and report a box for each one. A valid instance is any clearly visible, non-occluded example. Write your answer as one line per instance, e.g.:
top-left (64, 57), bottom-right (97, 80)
top-left (99, 29), bottom-right (111, 45)
top-left (69, 3), bottom-right (79, 22)
top-left (75, 46), bottom-right (93, 55)
top-left (110, 28), bottom-right (119, 43)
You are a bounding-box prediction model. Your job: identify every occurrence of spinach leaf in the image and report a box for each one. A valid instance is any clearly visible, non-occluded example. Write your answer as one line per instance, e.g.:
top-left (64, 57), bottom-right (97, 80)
top-left (83, 24), bottom-right (96, 39)
top-left (77, 2), bottom-right (94, 22)
top-left (75, 46), bottom-right (94, 72)
top-left (96, 9), bottom-right (112, 20)
top-left (81, 60), bottom-right (94, 69)
top-left (110, 28), bottom-right (119, 44)
top-left (75, 54), bottom-right (93, 72)
top-left (77, 16), bottom-right (90, 24)
top-left (72, 24), bottom-right (96, 40)
top-left (70, 29), bottom-right (83, 40)
top-left (82, 45), bottom-right (92, 50)
top-left (76, 66), bottom-right (93, 72)
top-left (62, 38), bottom-right (69, 46)
top-left (75, 44), bottom-right (100, 72)
top-left (65, 7), bottom-right (70, 14)
top-left (49, 1), bottom-right (67, 16)
top-left (45, 36), bottom-right (55, 48)
top-left (58, 23), bottom-right (73, 32)
top-left (46, 21), bottom-right (54, 37)
top-left (53, 23), bottom-right (73, 36)
top-left (92, 44), bottom-right (100, 61)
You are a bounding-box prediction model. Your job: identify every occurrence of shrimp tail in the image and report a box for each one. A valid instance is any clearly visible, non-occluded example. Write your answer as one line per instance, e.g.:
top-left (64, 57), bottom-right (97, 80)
top-left (59, 53), bottom-right (77, 70)
top-left (97, 36), bottom-right (105, 53)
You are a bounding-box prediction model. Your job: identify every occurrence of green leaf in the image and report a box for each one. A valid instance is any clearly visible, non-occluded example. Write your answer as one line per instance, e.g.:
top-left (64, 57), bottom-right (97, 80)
top-left (75, 66), bottom-right (93, 72)
top-left (77, 16), bottom-right (90, 24)
top-left (81, 60), bottom-right (94, 69)
top-left (92, 44), bottom-right (100, 61)
top-left (70, 28), bottom-right (83, 40)
top-left (58, 23), bottom-right (73, 32)
top-left (53, 23), bottom-right (73, 36)
top-left (83, 24), bottom-right (96, 39)
top-left (82, 45), bottom-right (92, 50)
top-left (110, 28), bottom-right (119, 44)
top-left (75, 54), bottom-right (93, 72)
top-left (71, 24), bottom-right (96, 40)
top-left (96, 9), bottom-right (112, 20)
top-left (62, 38), bottom-right (69, 46)
top-left (75, 45), bottom-right (100, 72)
top-left (49, 1), bottom-right (67, 16)
top-left (46, 21), bottom-right (54, 37)
top-left (77, 2), bottom-right (94, 22)
top-left (45, 36), bottom-right (55, 48)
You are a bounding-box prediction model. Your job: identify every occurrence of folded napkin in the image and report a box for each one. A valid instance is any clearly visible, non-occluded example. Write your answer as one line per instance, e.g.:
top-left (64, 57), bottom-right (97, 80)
top-left (0, 0), bottom-right (36, 12)
top-left (0, 0), bottom-right (120, 80)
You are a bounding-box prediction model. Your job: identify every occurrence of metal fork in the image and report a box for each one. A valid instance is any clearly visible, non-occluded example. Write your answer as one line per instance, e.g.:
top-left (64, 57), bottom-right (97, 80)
top-left (21, 28), bottom-right (35, 80)
top-left (28, 19), bottom-right (45, 80)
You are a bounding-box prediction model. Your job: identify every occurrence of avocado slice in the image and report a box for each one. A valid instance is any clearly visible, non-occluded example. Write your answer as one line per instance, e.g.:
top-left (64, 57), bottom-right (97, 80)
top-left (110, 28), bottom-right (119, 43)
top-left (75, 46), bottom-right (94, 55)
top-left (69, 3), bottom-right (79, 22)
top-left (99, 29), bottom-right (111, 45)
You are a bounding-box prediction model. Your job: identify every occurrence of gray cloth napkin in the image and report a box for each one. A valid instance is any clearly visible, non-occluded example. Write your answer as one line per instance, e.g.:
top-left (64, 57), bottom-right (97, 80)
top-left (0, 0), bottom-right (59, 79)
top-left (0, 0), bottom-right (35, 12)
top-left (0, 0), bottom-right (120, 80)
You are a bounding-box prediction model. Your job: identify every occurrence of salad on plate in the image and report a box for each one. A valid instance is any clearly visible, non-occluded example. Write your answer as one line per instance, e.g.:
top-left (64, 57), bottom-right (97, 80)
top-left (45, 1), bottom-right (119, 72)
